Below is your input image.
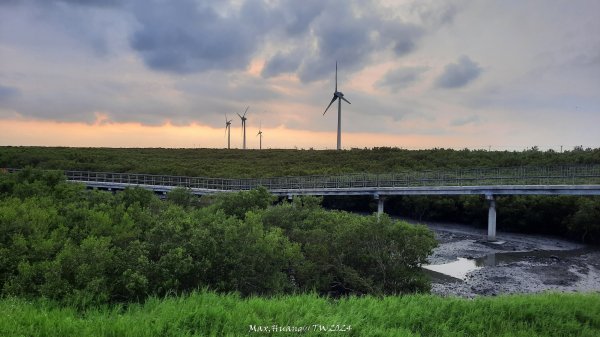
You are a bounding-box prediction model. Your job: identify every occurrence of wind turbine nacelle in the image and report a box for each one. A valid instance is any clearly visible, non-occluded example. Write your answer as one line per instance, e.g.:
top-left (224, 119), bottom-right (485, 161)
top-left (335, 91), bottom-right (344, 97)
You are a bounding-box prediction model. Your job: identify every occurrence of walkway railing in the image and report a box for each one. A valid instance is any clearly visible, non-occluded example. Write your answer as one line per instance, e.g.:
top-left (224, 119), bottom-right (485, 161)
top-left (6, 165), bottom-right (600, 191)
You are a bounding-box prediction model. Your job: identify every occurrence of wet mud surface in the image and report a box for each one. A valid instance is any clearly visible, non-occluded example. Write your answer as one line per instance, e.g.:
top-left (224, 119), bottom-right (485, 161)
top-left (419, 221), bottom-right (600, 297)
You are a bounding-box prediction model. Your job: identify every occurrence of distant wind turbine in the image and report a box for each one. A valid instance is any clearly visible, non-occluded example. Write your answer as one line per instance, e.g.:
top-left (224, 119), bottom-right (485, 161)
top-left (256, 121), bottom-right (263, 150)
top-left (323, 61), bottom-right (351, 150)
top-left (237, 106), bottom-right (249, 150)
top-left (224, 114), bottom-right (232, 149)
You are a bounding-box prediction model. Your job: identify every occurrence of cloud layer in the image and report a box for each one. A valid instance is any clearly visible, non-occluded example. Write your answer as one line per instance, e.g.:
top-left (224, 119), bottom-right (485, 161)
top-left (376, 67), bottom-right (429, 93)
top-left (436, 56), bottom-right (482, 89)
top-left (0, 0), bottom-right (599, 149)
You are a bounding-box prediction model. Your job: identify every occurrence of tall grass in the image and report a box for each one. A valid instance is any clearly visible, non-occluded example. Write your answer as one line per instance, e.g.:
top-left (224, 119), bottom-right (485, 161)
top-left (1, 291), bottom-right (598, 336)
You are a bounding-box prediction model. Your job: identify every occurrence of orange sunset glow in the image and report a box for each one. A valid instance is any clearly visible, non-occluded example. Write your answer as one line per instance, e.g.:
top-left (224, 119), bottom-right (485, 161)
top-left (0, 117), bottom-right (477, 150)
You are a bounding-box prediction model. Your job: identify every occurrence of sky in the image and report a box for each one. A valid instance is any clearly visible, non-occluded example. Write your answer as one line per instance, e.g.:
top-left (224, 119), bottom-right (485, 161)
top-left (0, 0), bottom-right (599, 150)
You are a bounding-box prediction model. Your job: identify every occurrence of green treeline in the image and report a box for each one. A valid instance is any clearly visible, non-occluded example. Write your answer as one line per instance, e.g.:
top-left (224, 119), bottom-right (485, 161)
top-left (1, 146), bottom-right (600, 178)
top-left (1, 291), bottom-right (599, 337)
top-left (0, 169), bottom-right (435, 307)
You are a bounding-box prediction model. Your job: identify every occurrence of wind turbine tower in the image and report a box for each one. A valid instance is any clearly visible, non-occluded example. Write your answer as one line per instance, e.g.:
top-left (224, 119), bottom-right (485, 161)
top-left (323, 61), bottom-right (351, 150)
top-left (224, 114), bottom-right (232, 149)
top-left (237, 106), bottom-right (249, 149)
top-left (257, 121), bottom-right (263, 150)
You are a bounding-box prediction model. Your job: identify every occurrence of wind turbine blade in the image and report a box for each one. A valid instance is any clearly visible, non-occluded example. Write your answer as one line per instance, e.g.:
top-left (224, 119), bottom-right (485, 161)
top-left (340, 96), bottom-right (351, 104)
top-left (335, 61), bottom-right (338, 92)
top-left (243, 106), bottom-right (249, 117)
top-left (237, 113), bottom-right (242, 119)
top-left (323, 96), bottom-right (338, 115)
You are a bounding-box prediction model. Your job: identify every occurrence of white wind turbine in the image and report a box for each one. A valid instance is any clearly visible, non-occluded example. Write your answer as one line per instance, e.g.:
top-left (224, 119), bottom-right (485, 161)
top-left (323, 61), bottom-right (351, 150)
top-left (237, 106), bottom-right (249, 150)
top-left (224, 114), bottom-right (232, 149)
top-left (256, 121), bottom-right (263, 150)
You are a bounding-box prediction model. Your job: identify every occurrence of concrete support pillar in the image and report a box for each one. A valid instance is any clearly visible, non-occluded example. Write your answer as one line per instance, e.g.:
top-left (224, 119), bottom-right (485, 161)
top-left (486, 194), bottom-right (496, 241)
top-left (374, 194), bottom-right (385, 220)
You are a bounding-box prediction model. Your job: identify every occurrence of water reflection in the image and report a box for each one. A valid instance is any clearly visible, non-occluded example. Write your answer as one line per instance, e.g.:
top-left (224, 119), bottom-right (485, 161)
top-left (422, 258), bottom-right (480, 280)
top-left (475, 247), bottom-right (592, 267)
top-left (424, 248), bottom-right (593, 281)
top-left (478, 253), bottom-right (495, 267)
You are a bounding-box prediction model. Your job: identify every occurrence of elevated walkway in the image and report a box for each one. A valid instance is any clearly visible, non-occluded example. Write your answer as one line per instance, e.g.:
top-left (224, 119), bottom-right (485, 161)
top-left (7, 165), bottom-right (600, 241)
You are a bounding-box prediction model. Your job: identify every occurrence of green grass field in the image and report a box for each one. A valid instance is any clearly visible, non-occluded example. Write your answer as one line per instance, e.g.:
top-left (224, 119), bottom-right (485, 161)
top-left (1, 291), bottom-right (599, 337)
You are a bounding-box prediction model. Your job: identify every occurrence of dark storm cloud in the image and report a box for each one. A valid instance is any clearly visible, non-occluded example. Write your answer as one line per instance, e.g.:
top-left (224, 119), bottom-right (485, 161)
top-left (1, 0), bottom-right (460, 80)
top-left (376, 66), bottom-right (428, 93)
top-left (79, 0), bottom-right (433, 81)
top-left (129, 0), bottom-right (333, 78)
top-left (436, 56), bottom-right (482, 89)
top-left (130, 0), bottom-right (261, 74)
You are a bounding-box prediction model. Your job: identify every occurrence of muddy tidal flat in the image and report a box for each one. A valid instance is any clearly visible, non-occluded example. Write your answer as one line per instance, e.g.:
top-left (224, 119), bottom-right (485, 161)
top-left (419, 221), bottom-right (600, 297)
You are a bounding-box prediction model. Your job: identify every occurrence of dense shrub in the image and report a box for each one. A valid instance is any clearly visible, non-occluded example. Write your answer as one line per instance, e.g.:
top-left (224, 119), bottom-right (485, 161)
top-left (0, 170), bottom-right (435, 306)
top-left (261, 198), bottom-right (436, 295)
